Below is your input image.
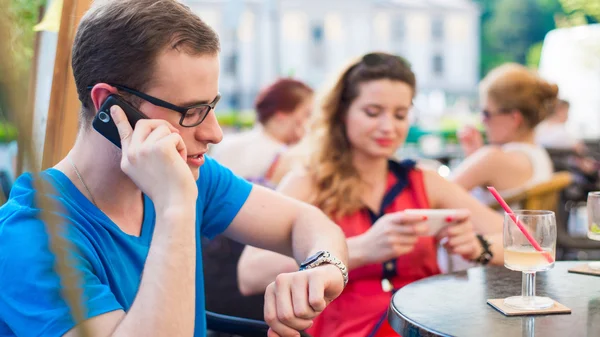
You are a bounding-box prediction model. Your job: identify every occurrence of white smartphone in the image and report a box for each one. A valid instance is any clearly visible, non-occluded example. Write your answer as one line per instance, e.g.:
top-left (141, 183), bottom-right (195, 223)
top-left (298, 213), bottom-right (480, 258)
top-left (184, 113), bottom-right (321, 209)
top-left (403, 209), bottom-right (462, 236)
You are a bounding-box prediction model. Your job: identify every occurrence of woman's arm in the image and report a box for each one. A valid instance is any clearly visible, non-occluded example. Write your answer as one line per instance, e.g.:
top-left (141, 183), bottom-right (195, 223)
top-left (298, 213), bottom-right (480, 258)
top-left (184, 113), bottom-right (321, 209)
top-left (450, 146), bottom-right (502, 191)
top-left (424, 169), bottom-right (504, 265)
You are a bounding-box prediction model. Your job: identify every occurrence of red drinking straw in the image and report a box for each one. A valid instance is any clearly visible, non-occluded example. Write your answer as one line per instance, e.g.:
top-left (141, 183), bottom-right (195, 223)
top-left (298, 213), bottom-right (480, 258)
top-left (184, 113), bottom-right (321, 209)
top-left (487, 186), bottom-right (554, 263)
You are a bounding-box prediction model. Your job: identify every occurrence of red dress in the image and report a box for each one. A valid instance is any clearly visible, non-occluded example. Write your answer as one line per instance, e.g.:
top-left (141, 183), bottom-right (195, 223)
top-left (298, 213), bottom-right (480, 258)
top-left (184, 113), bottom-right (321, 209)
top-left (307, 161), bottom-right (440, 337)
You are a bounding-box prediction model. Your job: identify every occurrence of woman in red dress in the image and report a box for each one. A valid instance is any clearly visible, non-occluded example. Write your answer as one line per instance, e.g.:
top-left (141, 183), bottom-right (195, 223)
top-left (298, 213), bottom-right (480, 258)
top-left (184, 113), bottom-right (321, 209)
top-left (238, 52), bottom-right (505, 337)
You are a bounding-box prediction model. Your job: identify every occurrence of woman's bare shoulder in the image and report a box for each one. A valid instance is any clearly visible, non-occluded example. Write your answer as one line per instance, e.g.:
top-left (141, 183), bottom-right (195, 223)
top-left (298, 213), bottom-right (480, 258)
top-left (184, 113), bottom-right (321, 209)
top-left (276, 167), bottom-right (317, 203)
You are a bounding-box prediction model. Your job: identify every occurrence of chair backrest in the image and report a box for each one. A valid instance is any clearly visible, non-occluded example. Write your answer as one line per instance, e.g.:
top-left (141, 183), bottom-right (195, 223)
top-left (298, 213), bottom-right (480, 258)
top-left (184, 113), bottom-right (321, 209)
top-left (490, 171), bottom-right (573, 213)
top-left (522, 171), bottom-right (572, 211)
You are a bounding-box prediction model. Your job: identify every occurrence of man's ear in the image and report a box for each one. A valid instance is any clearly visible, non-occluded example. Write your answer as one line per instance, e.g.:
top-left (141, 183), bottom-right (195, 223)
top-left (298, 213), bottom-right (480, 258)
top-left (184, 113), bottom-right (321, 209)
top-left (90, 83), bottom-right (118, 112)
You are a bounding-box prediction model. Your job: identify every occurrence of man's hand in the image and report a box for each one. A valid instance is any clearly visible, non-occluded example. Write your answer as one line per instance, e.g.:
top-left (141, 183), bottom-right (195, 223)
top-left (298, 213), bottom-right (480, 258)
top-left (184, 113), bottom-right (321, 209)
top-left (111, 105), bottom-right (197, 207)
top-left (264, 264), bottom-right (344, 337)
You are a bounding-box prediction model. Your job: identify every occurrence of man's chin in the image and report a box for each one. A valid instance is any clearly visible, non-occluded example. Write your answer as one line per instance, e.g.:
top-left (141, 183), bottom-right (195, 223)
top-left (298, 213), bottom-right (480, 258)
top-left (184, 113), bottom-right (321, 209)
top-left (189, 166), bottom-right (201, 181)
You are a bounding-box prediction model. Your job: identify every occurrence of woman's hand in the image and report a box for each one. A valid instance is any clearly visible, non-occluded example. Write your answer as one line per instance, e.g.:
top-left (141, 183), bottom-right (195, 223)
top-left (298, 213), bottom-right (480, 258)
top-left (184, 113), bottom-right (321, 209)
top-left (457, 125), bottom-right (484, 157)
top-left (436, 209), bottom-right (481, 261)
top-left (354, 212), bottom-right (429, 265)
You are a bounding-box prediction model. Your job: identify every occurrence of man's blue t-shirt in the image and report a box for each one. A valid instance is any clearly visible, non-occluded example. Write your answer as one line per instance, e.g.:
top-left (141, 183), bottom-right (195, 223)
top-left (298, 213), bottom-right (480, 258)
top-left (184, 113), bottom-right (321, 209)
top-left (0, 156), bottom-right (252, 337)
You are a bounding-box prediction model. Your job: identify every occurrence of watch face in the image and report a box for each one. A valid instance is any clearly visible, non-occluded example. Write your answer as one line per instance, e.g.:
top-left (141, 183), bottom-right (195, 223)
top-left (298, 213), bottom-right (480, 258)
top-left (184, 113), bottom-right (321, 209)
top-left (303, 251), bottom-right (325, 267)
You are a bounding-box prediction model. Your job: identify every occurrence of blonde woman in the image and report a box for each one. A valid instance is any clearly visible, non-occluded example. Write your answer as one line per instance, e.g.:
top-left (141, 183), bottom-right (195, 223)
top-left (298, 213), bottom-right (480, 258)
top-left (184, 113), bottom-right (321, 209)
top-left (453, 64), bottom-right (556, 204)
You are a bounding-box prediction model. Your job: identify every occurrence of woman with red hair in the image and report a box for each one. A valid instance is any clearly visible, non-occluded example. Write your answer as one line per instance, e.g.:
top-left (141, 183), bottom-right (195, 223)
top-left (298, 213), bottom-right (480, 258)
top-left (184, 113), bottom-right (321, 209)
top-left (212, 78), bottom-right (314, 187)
top-left (203, 78), bottom-right (314, 328)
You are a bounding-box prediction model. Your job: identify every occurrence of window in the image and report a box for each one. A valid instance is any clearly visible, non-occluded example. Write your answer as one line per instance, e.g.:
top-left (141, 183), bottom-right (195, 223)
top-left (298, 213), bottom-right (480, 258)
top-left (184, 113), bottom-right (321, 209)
top-left (310, 20), bottom-right (325, 68)
top-left (312, 24), bottom-right (324, 43)
top-left (224, 52), bottom-right (238, 76)
top-left (391, 14), bottom-right (405, 42)
top-left (282, 11), bottom-right (308, 41)
top-left (237, 11), bottom-right (255, 43)
top-left (432, 17), bottom-right (444, 41)
top-left (325, 13), bottom-right (343, 41)
top-left (433, 54), bottom-right (444, 76)
top-left (373, 12), bottom-right (390, 41)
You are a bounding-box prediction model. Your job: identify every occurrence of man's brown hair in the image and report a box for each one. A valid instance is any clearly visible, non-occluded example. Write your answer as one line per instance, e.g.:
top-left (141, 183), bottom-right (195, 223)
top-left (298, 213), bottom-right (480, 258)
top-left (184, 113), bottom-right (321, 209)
top-left (72, 0), bottom-right (220, 128)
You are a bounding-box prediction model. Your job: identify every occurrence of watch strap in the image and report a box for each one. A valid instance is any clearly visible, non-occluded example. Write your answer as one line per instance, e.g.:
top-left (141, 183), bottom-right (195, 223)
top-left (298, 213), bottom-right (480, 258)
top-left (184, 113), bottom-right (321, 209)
top-left (300, 251), bottom-right (349, 286)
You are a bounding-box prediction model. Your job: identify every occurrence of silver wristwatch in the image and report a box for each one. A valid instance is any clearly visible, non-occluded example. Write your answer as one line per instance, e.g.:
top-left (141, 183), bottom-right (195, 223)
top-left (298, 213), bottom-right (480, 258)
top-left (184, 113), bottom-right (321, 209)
top-left (299, 250), bottom-right (349, 287)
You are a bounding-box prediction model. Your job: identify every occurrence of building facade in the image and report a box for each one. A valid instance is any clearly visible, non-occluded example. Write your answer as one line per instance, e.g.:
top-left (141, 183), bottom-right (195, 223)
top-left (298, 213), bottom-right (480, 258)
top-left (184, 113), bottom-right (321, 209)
top-left (183, 0), bottom-right (481, 115)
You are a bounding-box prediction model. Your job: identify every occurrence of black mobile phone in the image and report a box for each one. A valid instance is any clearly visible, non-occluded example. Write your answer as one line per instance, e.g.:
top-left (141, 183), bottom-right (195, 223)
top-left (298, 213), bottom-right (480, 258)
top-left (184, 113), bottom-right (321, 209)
top-left (92, 94), bottom-right (148, 149)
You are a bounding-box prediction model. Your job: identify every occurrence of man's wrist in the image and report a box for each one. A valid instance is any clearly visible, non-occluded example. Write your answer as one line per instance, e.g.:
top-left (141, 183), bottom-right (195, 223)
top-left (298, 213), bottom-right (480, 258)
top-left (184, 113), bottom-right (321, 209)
top-left (299, 250), bottom-right (349, 286)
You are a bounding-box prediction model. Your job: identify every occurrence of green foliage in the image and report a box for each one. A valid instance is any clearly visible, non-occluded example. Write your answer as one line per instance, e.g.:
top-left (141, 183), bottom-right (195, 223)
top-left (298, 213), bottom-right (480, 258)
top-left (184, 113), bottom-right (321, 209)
top-left (474, 0), bottom-right (600, 76)
top-left (8, 0), bottom-right (46, 74)
top-left (476, 0), bottom-right (563, 76)
top-left (0, 123), bottom-right (19, 143)
top-left (216, 110), bottom-right (256, 128)
top-left (526, 41), bottom-right (545, 68)
top-left (1, 0), bottom-right (46, 143)
top-left (559, 0), bottom-right (600, 22)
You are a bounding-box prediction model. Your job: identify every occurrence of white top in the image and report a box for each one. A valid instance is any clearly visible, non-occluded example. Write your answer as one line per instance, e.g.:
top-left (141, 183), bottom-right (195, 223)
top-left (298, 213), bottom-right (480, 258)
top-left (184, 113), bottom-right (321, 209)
top-left (535, 121), bottom-right (579, 149)
top-left (210, 126), bottom-right (286, 184)
top-left (471, 142), bottom-right (554, 206)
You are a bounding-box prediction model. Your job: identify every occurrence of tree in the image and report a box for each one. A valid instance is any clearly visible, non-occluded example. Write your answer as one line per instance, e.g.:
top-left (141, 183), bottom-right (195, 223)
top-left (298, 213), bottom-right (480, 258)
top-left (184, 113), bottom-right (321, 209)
top-left (474, 0), bottom-right (564, 76)
top-left (8, 0), bottom-right (47, 74)
top-left (559, 0), bottom-right (600, 23)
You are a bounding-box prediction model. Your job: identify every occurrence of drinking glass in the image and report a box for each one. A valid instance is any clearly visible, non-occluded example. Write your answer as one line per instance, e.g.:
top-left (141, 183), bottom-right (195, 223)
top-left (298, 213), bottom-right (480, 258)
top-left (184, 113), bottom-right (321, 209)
top-left (586, 192), bottom-right (600, 269)
top-left (503, 210), bottom-right (557, 310)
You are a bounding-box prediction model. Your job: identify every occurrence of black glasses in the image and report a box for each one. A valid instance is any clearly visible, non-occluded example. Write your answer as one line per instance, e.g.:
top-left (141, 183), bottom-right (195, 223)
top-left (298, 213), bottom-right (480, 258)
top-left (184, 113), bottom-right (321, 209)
top-left (87, 84), bottom-right (221, 127)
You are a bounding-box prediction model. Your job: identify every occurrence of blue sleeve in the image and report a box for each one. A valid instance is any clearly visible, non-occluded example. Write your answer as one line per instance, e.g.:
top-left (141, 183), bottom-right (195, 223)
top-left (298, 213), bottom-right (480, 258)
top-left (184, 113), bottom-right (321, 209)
top-left (0, 213), bottom-right (122, 337)
top-left (198, 156), bottom-right (253, 239)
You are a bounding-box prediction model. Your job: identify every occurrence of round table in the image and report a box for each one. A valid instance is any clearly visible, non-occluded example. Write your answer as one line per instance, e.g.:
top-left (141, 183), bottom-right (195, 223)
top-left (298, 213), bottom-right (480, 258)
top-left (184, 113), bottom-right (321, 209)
top-left (388, 261), bottom-right (600, 337)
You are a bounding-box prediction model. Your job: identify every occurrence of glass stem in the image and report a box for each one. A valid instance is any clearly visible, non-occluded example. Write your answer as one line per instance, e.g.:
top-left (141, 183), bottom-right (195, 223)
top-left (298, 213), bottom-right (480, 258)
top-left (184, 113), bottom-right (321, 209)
top-left (522, 272), bottom-right (536, 298)
top-left (523, 317), bottom-right (535, 337)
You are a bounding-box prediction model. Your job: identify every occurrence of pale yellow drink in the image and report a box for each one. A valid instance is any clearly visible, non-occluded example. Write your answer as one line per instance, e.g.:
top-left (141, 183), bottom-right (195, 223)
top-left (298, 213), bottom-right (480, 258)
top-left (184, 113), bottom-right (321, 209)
top-left (504, 246), bottom-right (555, 272)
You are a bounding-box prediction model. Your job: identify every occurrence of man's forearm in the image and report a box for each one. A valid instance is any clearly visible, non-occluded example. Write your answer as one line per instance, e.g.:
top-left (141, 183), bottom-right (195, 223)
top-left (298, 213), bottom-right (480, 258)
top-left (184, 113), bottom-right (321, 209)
top-left (291, 205), bottom-right (349, 266)
top-left (112, 205), bottom-right (197, 336)
top-left (238, 246), bottom-right (299, 296)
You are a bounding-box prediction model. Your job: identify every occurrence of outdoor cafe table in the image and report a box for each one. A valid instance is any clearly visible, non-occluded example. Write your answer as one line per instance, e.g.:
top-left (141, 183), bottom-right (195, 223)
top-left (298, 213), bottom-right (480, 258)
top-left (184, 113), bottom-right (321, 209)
top-left (388, 261), bottom-right (600, 337)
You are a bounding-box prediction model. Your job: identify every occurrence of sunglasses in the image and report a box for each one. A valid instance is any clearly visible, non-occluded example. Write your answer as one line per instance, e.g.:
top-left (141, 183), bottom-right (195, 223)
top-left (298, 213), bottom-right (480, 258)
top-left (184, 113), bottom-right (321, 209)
top-left (88, 84), bottom-right (221, 127)
top-left (482, 108), bottom-right (511, 120)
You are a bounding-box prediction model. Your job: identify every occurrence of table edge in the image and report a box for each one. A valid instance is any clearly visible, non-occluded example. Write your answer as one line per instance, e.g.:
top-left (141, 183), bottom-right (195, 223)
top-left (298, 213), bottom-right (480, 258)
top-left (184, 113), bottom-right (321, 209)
top-left (388, 301), bottom-right (452, 337)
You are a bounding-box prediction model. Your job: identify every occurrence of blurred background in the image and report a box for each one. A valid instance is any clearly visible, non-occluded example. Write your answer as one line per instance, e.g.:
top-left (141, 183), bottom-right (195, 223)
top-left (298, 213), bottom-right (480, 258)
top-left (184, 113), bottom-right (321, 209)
top-left (4, 0), bottom-right (600, 177)
top-left (2, 0), bottom-right (600, 246)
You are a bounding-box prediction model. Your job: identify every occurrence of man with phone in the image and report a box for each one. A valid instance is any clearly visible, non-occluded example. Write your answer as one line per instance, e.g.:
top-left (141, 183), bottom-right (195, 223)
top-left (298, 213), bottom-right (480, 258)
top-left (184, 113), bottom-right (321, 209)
top-left (0, 1), bottom-right (348, 337)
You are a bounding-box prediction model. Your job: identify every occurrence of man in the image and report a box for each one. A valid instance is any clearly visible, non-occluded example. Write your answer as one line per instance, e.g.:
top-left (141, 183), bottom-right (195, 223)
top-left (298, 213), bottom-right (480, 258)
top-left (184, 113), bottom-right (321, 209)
top-left (0, 1), bottom-right (348, 337)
